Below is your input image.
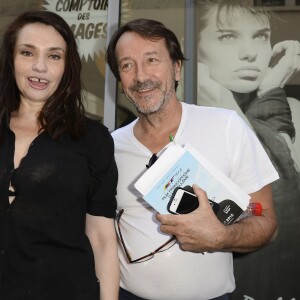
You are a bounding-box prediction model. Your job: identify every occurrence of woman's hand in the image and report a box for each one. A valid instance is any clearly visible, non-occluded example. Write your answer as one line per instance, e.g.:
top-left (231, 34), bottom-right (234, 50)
top-left (259, 40), bottom-right (300, 96)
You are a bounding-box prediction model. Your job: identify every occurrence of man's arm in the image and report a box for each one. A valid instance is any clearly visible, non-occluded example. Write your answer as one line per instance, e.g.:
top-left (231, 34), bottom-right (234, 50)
top-left (156, 184), bottom-right (277, 253)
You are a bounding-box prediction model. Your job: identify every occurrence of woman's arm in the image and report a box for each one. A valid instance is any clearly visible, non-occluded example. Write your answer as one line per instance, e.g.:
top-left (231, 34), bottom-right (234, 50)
top-left (86, 214), bottom-right (120, 300)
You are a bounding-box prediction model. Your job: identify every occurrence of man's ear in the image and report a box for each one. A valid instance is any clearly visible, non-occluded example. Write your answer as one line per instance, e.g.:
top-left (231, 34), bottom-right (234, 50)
top-left (175, 60), bottom-right (182, 81)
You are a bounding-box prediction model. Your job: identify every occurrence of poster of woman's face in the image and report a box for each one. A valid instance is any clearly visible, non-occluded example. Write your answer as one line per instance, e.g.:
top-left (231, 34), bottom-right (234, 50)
top-left (197, 1), bottom-right (300, 299)
top-left (198, 5), bottom-right (272, 93)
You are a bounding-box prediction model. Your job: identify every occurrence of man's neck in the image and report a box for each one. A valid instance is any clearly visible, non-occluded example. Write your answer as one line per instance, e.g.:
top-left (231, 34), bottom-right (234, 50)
top-left (133, 100), bottom-right (182, 153)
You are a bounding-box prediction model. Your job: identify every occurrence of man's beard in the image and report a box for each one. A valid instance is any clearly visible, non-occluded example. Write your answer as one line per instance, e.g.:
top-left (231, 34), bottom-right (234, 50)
top-left (126, 79), bottom-right (164, 115)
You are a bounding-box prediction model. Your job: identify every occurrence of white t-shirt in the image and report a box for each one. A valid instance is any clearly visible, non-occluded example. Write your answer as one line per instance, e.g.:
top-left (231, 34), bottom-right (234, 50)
top-left (112, 102), bottom-right (279, 300)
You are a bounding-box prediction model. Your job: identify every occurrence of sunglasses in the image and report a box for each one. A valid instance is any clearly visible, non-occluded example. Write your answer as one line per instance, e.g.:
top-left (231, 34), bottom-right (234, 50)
top-left (146, 153), bottom-right (158, 169)
top-left (115, 209), bottom-right (176, 263)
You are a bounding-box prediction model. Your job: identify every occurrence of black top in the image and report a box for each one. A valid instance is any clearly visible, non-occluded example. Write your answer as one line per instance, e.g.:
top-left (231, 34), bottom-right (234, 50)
top-left (0, 115), bottom-right (118, 300)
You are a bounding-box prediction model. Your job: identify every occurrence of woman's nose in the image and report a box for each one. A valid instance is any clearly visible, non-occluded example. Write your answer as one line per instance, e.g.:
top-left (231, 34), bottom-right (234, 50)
top-left (238, 40), bottom-right (258, 62)
top-left (32, 56), bottom-right (47, 72)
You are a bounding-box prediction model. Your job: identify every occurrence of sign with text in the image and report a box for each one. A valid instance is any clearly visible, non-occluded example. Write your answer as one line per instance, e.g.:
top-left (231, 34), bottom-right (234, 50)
top-left (44, 0), bottom-right (108, 61)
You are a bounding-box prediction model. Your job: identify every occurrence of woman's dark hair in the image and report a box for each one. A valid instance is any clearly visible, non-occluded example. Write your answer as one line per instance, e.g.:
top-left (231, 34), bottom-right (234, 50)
top-left (105, 18), bottom-right (186, 90)
top-left (197, 0), bottom-right (273, 38)
top-left (0, 10), bottom-right (85, 139)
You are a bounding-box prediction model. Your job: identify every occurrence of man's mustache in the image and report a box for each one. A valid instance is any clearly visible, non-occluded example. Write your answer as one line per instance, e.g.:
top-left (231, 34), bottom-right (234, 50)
top-left (129, 80), bottom-right (161, 92)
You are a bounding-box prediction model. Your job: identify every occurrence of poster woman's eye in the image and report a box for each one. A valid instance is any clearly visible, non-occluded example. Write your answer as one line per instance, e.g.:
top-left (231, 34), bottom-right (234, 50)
top-left (218, 34), bottom-right (237, 42)
top-left (254, 32), bottom-right (270, 41)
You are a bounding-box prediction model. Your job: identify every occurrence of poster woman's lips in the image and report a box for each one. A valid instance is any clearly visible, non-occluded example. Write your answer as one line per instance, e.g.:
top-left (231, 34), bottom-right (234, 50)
top-left (235, 66), bottom-right (260, 79)
top-left (235, 66), bottom-right (260, 72)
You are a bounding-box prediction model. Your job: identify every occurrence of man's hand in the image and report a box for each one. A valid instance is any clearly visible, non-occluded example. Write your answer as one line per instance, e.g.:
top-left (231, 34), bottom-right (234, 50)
top-left (157, 184), bottom-right (277, 254)
top-left (156, 184), bottom-right (226, 253)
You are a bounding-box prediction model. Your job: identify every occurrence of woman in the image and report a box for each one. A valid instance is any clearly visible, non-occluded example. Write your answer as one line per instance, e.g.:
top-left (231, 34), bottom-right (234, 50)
top-left (197, 1), bottom-right (300, 299)
top-left (0, 10), bottom-right (119, 300)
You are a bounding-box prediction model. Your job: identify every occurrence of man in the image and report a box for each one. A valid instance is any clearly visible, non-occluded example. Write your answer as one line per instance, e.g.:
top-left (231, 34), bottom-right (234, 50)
top-left (106, 18), bottom-right (279, 300)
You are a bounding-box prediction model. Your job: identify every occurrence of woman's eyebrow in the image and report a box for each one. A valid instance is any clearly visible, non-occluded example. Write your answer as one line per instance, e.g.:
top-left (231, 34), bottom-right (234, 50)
top-left (17, 43), bottom-right (65, 52)
top-left (216, 27), bottom-right (271, 34)
top-left (254, 28), bottom-right (271, 35)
